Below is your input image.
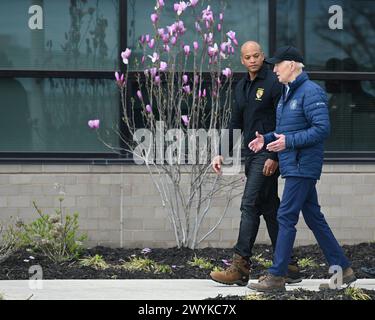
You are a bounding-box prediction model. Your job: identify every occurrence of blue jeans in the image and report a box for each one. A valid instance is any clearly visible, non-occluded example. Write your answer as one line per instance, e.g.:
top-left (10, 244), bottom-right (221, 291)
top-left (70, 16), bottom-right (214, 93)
top-left (269, 177), bottom-right (351, 276)
top-left (234, 152), bottom-right (280, 258)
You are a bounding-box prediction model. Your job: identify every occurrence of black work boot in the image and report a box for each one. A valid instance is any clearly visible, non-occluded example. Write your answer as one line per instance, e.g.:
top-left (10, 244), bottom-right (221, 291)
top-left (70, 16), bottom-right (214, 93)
top-left (285, 264), bottom-right (303, 284)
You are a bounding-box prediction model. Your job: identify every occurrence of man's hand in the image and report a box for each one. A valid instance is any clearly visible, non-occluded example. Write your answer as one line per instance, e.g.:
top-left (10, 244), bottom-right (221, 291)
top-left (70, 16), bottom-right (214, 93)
top-left (263, 159), bottom-right (279, 176)
top-left (212, 155), bottom-right (224, 175)
top-left (266, 133), bottom-right (286, 152)
top-left (248, 131), bottom-right (264, 153)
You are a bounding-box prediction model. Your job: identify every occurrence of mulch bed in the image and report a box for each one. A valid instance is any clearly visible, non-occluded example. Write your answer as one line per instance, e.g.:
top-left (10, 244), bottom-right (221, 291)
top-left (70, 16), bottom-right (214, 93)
top-left (1, 242), bottom-right (374, 281)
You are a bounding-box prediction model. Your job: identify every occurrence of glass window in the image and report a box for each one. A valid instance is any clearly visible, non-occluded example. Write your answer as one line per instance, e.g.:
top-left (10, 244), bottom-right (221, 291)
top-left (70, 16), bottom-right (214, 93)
top-left (315, 80), bottom-right (375, 151)
top-left (127, 0), bottom-right (268, 72)
top-left (0, 0), bottom-right (119, 71)
top-left (0, 78), bottom-right (120, 152)
top-left (276, 0), bottom-right (375, 71)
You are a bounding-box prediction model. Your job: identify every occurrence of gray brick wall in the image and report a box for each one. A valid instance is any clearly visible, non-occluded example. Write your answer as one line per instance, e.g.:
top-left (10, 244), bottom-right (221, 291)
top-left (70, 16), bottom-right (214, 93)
top-left (0, 163), bottom-right (374, 248)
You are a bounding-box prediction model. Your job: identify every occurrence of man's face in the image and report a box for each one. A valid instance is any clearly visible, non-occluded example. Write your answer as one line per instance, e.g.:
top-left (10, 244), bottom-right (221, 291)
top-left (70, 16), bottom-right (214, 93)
top-left (241, 45), bottom-right (264, 74)
top-left (273, 60), bottom-right (293, 84)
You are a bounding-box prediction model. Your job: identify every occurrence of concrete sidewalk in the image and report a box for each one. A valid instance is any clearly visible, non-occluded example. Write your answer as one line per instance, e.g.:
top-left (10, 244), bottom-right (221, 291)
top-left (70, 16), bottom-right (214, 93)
top-left (0, 279), bottom-right (375, 300)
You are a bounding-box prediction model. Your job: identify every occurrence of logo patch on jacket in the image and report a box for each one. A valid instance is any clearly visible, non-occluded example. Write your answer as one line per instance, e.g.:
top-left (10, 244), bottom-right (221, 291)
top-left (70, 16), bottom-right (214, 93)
top-left (290, 99), bottom-right (298, 110)
top-left (255, 88), bottom-right (264, 101)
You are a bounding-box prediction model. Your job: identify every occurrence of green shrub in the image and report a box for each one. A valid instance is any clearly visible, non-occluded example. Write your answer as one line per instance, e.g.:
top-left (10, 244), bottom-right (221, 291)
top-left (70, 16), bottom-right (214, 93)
top-left (12, 199), bottom-right (87, 263)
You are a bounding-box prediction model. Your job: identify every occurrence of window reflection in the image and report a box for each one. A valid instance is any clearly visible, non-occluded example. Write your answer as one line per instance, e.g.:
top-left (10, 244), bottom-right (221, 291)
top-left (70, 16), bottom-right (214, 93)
top-left (0, 0), bottom-right (119, 71)
top-left (0, 78), bottom-right (119, 152)
top-left (317, 79), bottom-right (375, 151)
top-left (276, 0), bottom-right (375, 71)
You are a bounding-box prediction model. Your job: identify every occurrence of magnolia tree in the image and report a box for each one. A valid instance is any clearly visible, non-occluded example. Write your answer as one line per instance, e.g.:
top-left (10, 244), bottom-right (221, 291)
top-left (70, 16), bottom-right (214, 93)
top-left (91, 0), bottom-right (244, 249)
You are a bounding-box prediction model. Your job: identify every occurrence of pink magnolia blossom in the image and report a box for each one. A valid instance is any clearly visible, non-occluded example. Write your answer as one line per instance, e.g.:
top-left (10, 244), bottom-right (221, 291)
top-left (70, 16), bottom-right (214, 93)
top-left (146, 105), bottom-right (152, 113)
top-left (183, 45), bottom-right (190, 56)
top-left (163, 44), bottom-right (170, 52)
top-left (222, 67), bottom-right (232, 78)
top-left (158, 28), bottom-right (165, 37)
top-left (183, 85), bottom-right (191, 94)
top-left (157, 0), bottom-right (165, 8)
top-left (181, 115), bottom-right (190, 126)
top-left (151, 13), bottom-right (159, 24)
top-left (174, 1), bottom-right (188, 16)
top-left (217, 23), bottom-right (222, 31)
top-left (226, 31), bottom-right (238, 46)
top-left (194, 75), bottom-right (199, 84)
top-left (162, 33), bottom-right (170, 44)
top-left (219, 13), bottom-right (224, 21)
top-left (170, 36), bottom-right (177, 46)
top-left (148, 52), bottom-right (159, 63)
top-left (154, 75), bottom-right (161, 85)
top-left (202, 5), bottom-right (214, 26)
top-left (137, 90), bottom-right (143, 100)
top-left (190, 0), bottom-right (199, 7)
top-left (193, 41), bottom-right (199, 51)
top-left (121, 48), bottom-right (131, 65)
top-left (88, 119), bottom-right (100, 129)
top-left (115, 72), bottom-right (125, 86)
top-left (150, 67), bottom-right (158, 78)
top-left (145, 34), bottom-right (151, 43)
top-left (199, 89), bottom-right (207, 97)
top-left (148, 38), bottom-right (155, 49)
top-left (159, 61), bottom-right (168, 72)
top-left (182, 74), bottom-right (188, 84)
top-left (208, 43), bottom-right (219, 57)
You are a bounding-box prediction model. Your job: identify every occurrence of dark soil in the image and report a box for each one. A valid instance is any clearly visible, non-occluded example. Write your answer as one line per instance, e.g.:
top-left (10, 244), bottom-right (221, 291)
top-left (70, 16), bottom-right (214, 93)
top-left (208, 288), bottom-right (375, 300)
top-left (1, 243), bottom-right (374, 281)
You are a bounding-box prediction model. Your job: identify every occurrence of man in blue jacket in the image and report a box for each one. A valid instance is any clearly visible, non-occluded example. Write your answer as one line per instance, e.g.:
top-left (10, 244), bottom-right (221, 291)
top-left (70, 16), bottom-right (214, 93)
top-left (248, 46), bottom-right (355, 292)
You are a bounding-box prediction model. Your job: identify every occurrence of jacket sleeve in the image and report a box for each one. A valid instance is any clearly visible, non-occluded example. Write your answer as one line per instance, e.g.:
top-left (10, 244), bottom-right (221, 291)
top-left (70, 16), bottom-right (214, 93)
top-left (285, 87), bottom-right (331, 150)
top-left (218, 88), bottom-right (243, 157)
top-left (267, 80), bottom-right (282, 161)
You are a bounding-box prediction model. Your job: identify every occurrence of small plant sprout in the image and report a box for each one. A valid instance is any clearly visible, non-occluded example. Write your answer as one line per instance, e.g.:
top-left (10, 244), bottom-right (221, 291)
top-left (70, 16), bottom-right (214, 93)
top-left (188, 256), bottom-right (215, 270)
top-left (79, 254), bottom-right (109, 270)
top-left (252, 254), bottom-right (273, 268)
top-left (297, 257), bottom-right (319, 269)
top-left (120, 257), bottom-right (171, 274)
top-left (344, 287), bottom-right (371, 300)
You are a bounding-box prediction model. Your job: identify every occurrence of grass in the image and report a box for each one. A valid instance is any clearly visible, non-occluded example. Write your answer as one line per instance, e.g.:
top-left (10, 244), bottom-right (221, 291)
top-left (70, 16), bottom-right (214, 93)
top-left (344, 287), bottom-right (371, 300)
top-left (120, 257), bottom-right (172, 274)
top-left (79, 254), bottom-right (109, 270)
top-left (297, 257), bottom-right (319, 269)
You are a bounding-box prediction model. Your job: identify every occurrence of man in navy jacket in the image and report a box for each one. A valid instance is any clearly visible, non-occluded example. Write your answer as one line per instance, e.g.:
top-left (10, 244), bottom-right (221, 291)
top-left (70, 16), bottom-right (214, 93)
top-left (248, 46), bottom-right (355, 292)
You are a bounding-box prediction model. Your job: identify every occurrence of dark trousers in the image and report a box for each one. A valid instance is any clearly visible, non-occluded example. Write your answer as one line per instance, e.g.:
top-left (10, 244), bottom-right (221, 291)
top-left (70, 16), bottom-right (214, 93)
top-left (269, 177), bottom-right (351, 276)
top-left (234, 152), bottom-right (280, 258)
